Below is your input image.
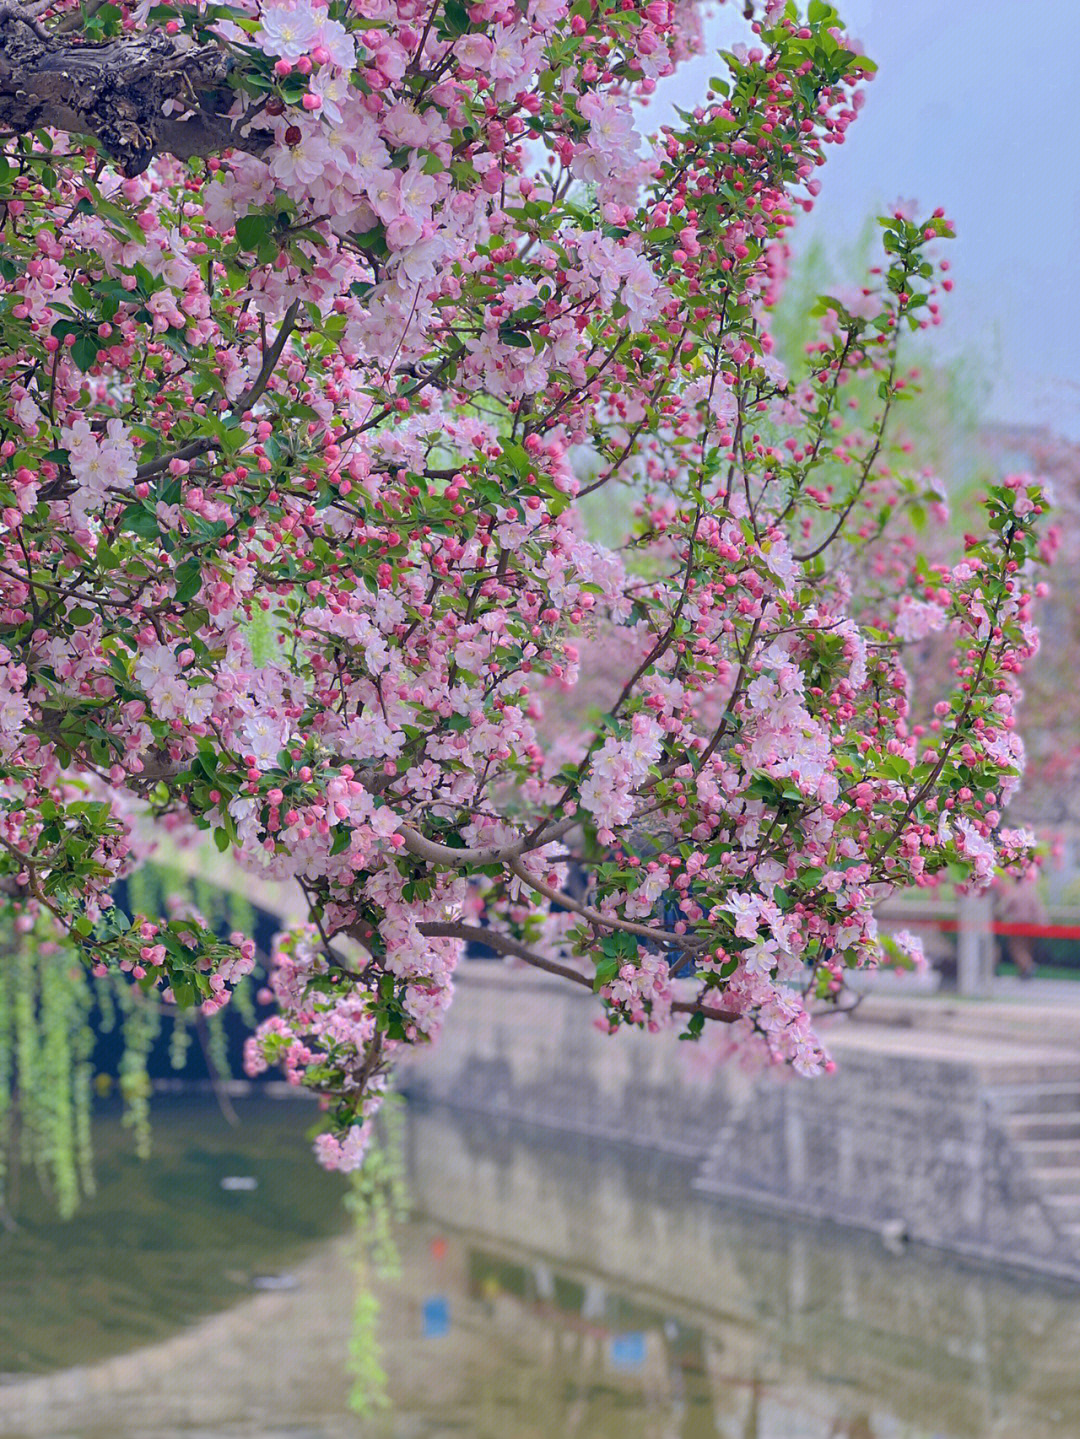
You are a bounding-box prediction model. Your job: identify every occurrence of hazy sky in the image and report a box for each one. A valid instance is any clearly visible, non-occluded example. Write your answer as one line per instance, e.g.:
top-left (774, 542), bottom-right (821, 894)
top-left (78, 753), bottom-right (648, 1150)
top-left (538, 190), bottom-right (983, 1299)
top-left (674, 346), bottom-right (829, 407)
top-left (654, 1), bottom-right (1080, 437)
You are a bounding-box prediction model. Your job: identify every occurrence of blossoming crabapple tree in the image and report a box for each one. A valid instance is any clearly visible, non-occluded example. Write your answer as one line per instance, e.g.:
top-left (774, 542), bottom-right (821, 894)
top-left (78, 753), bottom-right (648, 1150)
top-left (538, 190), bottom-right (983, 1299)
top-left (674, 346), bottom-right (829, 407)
top-left (0, 0), bottom-right (1046, 1169)
top-left (971, 427), bottom-right (1075, 830)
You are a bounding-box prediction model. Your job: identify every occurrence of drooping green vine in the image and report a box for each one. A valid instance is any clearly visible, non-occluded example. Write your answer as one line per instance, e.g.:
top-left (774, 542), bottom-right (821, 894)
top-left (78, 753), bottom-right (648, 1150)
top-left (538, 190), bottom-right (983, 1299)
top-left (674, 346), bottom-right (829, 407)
top-left (345, 1092), bottom-right (408, 1419)
top-left (0, 927), bottom-right (12, 1220)
top-left (0, 924), bottom-right (96, 1219)
top-left (13, 933), bottom-right (39, 1172)
top-left (115, 977), bottom-right (160, 1162)
top-left (72, 1009), bottom-right (95, 1204)
top-left (39, 944), bottom-right (81, 1216)
top-left (0, 862), bottom-right (270, 1218)
top-left (168, 1015), bottom-right (192, 1073)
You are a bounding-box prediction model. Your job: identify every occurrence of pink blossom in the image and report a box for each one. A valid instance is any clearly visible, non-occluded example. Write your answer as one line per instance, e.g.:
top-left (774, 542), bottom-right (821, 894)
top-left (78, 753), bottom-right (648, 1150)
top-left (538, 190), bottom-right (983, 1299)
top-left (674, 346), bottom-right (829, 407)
top-left (257, 1), bottom-right (320, 61)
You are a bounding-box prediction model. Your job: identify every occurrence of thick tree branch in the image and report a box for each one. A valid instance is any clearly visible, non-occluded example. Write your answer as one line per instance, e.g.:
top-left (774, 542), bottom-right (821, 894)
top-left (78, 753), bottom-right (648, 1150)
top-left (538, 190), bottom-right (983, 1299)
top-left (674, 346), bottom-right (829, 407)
top-left (0, 0), bottom-right (50, 42)
top-left (0, 23), bottom-right (266, 174)
top-left (670, 994), bottom-right (738, 1024)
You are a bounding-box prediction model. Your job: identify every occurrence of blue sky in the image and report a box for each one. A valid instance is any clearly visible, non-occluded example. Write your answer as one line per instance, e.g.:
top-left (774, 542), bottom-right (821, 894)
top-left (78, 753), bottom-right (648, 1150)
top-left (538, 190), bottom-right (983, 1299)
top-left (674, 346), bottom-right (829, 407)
top-left (653, 1), bottom-right (1080, 436)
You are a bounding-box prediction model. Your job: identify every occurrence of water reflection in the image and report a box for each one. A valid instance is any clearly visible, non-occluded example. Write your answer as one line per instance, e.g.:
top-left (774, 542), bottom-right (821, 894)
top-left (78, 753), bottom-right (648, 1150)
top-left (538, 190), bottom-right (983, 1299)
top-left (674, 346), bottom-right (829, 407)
top-left (1, 1098), bottom-right (1079, 1437)
top-left (401, 1107), bottom-right (1080, 1439)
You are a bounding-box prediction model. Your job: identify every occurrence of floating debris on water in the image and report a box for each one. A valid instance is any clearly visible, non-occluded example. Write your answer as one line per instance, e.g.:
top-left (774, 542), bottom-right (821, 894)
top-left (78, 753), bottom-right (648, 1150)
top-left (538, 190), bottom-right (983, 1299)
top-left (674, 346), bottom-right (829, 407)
top-left (251, 1273), bottom-right (300, 1291)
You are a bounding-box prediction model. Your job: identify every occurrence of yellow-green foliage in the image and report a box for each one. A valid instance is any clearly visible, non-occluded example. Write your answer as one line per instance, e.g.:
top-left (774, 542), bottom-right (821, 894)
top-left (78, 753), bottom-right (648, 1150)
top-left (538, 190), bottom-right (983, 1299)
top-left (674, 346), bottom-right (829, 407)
top-left (0, 924), bottom-right (95, 1219)
top-left (0, 862), bottom-right (265, 1219)
top-left (345, 1093), bottom-right (408, 1419)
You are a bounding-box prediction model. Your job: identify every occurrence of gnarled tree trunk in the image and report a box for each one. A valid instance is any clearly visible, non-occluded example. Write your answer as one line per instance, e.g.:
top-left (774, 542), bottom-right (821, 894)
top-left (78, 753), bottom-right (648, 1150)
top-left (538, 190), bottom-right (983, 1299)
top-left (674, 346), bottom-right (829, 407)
top-left (0, 16), bottom-right (262, 173)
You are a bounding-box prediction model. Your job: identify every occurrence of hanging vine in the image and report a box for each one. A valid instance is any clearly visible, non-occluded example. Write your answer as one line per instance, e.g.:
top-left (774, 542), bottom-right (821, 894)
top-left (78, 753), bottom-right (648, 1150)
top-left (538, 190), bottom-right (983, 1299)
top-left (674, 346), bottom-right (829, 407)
top-left (0, 863), bottom-right (270, 1219)
top-left (0, 926), bottom-right (12, 1223)
top-left (345, 1092), bottom-right (408, 1419)
top-left (0, 923), bottom-right (96, 1219)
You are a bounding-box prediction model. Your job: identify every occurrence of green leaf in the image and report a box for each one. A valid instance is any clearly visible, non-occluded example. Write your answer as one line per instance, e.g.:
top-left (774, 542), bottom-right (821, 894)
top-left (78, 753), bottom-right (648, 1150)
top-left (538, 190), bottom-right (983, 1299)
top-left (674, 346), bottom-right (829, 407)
top-left (93, 197), bottom-right (145, 241)
top-left (235, 213), bottom-right (271, 251)
top-left (439, 0), bottom-right (470, 34)
top-left (120, 505), bottom-right (159, 539)
top-left (593, 955), bottom-right (619, 992)
top-left (70, 332), bottom-right (100, 372)
top-left (171, 977), bottom-right (197, 1008)
top-left (681, 1011), bottom-right (705, 1039)
top-left (173, 558), bottom-right (202, 602)
top-left (353, 223), bottom-right (388, 259)
top-left (501, 441), bottom-right (531, 478)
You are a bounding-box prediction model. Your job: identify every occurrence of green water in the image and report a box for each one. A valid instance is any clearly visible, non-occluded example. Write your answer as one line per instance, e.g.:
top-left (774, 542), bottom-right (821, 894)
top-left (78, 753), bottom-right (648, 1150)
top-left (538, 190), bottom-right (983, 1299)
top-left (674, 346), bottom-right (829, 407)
top-left (1, 1098), bottom-right (1080, 1438)
top-left (0, 1095), bottom-right (347, 1374)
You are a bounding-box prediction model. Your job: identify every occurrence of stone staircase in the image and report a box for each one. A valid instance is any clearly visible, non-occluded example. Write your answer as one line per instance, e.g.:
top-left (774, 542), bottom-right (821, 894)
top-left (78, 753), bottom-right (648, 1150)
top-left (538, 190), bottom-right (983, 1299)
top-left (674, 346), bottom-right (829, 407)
top-left (990, 1076), bottom-right (1080, 1258)
top-left (807, 995), bottom-right (1080, 1275)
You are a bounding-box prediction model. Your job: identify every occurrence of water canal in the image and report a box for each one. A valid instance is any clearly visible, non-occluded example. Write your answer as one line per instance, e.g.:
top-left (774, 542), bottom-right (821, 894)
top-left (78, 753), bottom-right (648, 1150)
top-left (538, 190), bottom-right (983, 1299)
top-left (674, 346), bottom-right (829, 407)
top-left (1, 1096), bottom-right (1078, 1438)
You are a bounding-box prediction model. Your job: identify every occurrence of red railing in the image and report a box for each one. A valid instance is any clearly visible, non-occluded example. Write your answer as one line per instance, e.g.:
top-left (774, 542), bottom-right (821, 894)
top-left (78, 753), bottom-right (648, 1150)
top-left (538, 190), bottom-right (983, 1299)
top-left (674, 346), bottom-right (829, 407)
top-left (890, 914), bottom-right (1080, 940)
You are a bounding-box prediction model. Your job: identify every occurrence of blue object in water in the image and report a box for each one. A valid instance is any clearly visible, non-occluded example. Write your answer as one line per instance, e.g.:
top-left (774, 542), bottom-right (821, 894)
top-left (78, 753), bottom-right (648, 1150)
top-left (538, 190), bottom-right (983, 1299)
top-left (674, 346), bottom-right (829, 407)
top-left (610, 1331), bottom-right (647, 1369)
top-left (422, 1295), bottom-right (451, 1339)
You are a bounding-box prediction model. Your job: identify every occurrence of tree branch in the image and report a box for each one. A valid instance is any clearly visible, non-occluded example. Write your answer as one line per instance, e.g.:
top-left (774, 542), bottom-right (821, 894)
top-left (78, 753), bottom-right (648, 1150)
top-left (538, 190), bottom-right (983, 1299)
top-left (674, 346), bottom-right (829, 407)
top-left (0, 25), bottom-right (266, 175)
top-left (398, 817), bottom-right (576, 868)
top-left (417, 921), bottom-right (738, 1025)
top-left (136, 299), bottom-right (301, 480)
top-left (416, 921), bottom-right (593, 989)
top-left (0, 1), bottom-right (50, 42)
top-left (508, 857), bottom-right (698, 950)
top-left (670, 995), bottom-right (738, 1024)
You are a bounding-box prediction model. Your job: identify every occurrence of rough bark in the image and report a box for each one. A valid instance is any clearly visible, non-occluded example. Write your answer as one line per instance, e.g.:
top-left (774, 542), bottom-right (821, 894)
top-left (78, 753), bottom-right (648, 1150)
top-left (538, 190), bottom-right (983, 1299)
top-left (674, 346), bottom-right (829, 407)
top-left (0, 18), bottom-right (265, 174)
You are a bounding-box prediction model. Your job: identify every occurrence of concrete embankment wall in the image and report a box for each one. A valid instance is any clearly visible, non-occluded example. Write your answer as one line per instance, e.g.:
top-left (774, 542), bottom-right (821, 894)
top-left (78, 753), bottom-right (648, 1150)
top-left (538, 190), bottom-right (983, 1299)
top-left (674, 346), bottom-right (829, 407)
top-left (399, 965), bottom-right (1080, 1282)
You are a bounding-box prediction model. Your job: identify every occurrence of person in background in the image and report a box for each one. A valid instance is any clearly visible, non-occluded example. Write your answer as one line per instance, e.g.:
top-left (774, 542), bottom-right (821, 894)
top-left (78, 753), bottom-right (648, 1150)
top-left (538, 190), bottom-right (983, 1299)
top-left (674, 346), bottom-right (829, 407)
top-left (995, 872), bottom-right (1048, 980)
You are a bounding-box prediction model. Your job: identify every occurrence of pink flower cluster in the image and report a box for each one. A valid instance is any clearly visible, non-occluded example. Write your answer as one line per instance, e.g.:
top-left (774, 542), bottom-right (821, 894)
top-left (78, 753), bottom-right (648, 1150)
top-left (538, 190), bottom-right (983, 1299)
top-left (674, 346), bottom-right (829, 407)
top-left (0, 0), bottom-right (1049, 1159)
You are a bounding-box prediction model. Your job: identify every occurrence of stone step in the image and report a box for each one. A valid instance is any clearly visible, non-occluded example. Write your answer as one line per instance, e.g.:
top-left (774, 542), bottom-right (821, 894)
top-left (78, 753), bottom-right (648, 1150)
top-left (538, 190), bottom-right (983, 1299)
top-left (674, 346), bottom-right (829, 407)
top-left (969, 1021), bottom-right (1080, 1048)
top-left (847, 998), bottom-right (1080, 1049)
top-left (829, 1024), bottom-right (1080, 1083)
top-left (1028, 1166), bottom-right (1080, 1195)
top-left (1061, 1223), bottom-right (1080, 1251)
top-left (1044, 1193), bottom-right (1080, 1223)
top-left (1006, 1115), bottom-right (1080, 1142)
top-left (983, 1060), bottom-right (1080, 1085)
top-left (1011, 1137), bottom-right (1080, 1167)
top-left (991, 1083), bottom-right (1080, 1116)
